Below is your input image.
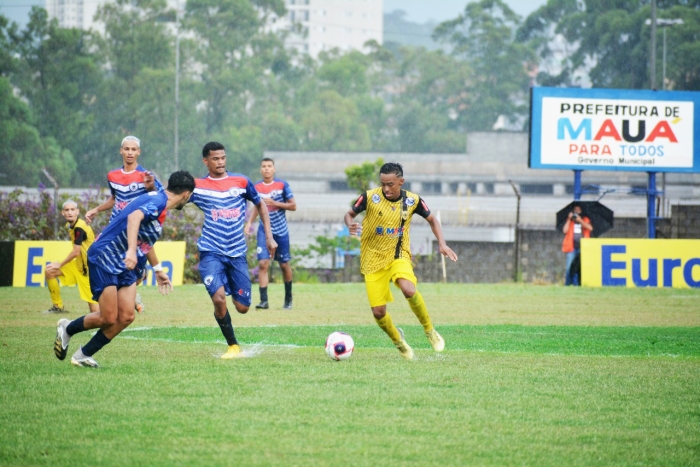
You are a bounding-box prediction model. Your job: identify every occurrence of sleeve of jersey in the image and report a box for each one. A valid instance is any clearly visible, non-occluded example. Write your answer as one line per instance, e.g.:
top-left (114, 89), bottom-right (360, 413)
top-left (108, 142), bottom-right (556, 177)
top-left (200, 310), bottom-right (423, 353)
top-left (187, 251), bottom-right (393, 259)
top-left (414, 197), bottom-right (431, 219)
top-left (155, 178), bottom-right (165, 193)
top-left (108, 176), bottom-right (116, 197)
top-left (137, 201), bottom-right (161, 221)
top-left (73, 227), bottom-right (86, 245)
top-left (352, 193), bottom-right (367, 214)
top-left (283, 181), bottom-right (294, 201)
top-left (245, 179), bottom-right (261, 205)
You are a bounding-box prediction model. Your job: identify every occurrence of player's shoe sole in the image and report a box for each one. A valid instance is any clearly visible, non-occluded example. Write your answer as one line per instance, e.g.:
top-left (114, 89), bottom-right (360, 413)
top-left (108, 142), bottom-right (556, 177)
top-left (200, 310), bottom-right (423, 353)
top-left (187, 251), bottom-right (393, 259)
top-left (425, 329), bottom-right (445, 352)
top-left (135, 293), bottom-right (145, 314)
top-left (71, 347), bottom-right (99, 368)
top-left (221, 344), bottom-right (244, 359)
top-left (54, 318), bottom-right (71, 360)
top-left (255, 301), bottom-right (269, 310)
top-left (395, 328), bottom-right (414, 360)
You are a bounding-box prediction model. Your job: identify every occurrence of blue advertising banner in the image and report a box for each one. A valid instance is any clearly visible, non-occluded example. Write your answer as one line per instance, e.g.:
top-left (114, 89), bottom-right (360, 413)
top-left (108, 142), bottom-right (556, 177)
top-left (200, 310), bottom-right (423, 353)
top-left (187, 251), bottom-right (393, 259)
top-left (529, 87), bottom-right (700, 173)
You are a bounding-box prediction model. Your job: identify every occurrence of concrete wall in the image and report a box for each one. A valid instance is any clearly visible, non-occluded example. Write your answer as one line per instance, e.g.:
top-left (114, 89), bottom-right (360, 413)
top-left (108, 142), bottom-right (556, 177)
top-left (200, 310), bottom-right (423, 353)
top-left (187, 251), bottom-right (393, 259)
top-left (303, 206), bottom-right (700, 284)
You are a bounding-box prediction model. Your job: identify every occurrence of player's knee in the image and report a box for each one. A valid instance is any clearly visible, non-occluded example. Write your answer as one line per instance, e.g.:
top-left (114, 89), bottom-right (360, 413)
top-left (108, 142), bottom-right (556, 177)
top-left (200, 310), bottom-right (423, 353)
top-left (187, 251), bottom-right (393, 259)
top-left (211, 292), bottom-right (227, 309)
top-left (259, 260), bottom-right (270, 271)
top-left (234, 303), bottom-right (249, 314)
top-left (371, 307), bottom-right (386, 320)
top-left (100, 314), bottom-right (117, 327)
top-left (402, 289), bottom-right (415, 299)
top-left (119, 313), bottom-right (135, 327)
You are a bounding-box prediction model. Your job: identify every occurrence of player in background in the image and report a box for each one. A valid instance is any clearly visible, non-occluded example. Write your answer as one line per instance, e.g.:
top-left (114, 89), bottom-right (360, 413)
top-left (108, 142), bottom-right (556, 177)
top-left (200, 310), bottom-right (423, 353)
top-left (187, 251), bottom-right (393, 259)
top-left (43, 200), bottom-right (99, 314)
top-left (344, 162), bottom-right (458, 360)
top-left (244, 158), bottom-right (296, 310)
top-left (53, 171), bottom-right (195, 368)
top-left (191, 142), bottom-right (277, 359)
top-left (85, 135), bottom-right (164, 314)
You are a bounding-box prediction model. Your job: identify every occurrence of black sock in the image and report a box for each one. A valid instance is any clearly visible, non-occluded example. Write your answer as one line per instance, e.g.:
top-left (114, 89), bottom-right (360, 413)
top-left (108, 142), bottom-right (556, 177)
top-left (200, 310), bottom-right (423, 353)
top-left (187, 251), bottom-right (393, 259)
top-left (215, 310), bottom-right (238, 346)
top-left (81, 330), bottom-right (111, 357)
top-left (284, 281), bottom-right (292, 302)
top-left (66, 316), bottom-right (86, 336)
top-left (259, 286), bottom-right (268, 302)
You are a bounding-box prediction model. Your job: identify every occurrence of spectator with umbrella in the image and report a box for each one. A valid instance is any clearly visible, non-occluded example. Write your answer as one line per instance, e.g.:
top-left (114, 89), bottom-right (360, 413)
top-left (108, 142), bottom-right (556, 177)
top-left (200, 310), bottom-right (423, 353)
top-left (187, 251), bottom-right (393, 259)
top-left (561, 203), bottom-right (593, 286)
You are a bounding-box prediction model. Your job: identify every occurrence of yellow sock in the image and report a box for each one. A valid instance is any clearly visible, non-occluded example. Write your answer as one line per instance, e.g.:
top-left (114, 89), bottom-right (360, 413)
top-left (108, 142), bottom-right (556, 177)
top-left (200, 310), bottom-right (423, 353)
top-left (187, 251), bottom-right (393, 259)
top-left (375, 313), bottom-right (402, 344)
top-left (47, 278), bottom-right (63, 309)
top-left (407, 291), bottom-right (433, 333)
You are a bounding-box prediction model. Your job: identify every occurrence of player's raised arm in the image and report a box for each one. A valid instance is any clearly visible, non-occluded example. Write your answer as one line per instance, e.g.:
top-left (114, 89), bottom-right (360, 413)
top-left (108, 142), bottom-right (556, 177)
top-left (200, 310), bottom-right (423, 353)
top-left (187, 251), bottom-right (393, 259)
top-left (425, 213), bottom-right (458, 262)
top-left (85, 195), bottom-right (115, 224)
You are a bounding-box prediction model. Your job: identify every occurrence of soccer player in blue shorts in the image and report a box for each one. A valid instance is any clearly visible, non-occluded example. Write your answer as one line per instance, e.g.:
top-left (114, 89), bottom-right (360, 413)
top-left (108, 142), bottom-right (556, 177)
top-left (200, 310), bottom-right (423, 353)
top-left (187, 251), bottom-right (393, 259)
top-left (53, 171), bottom-right (195, 368)
top-left (245, 158), bottom-right (296, 310)
top-left (191, 142), bottom-right (277, 359)
top-left (85, 135), bottom-right (165, 313)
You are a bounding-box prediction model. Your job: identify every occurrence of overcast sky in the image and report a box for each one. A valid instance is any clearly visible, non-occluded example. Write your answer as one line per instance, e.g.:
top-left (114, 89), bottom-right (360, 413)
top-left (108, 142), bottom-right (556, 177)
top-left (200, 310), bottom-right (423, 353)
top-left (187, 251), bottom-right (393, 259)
top-left (0, 0), bottom-right (548, 29)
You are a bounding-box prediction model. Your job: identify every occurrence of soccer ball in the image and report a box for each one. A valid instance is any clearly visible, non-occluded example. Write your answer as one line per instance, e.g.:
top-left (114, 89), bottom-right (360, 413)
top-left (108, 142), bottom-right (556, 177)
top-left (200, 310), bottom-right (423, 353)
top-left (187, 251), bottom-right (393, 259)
top-left (325, 331), bottom-right (354, 361)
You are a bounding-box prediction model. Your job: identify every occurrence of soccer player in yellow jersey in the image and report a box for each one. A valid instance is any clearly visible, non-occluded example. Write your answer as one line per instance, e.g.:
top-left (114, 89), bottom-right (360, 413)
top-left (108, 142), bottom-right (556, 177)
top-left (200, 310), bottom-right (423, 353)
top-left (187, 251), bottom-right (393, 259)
top-left (344, 162), bottom-right (458, 359)
top-left (43, 200), bottom-right (99, 314)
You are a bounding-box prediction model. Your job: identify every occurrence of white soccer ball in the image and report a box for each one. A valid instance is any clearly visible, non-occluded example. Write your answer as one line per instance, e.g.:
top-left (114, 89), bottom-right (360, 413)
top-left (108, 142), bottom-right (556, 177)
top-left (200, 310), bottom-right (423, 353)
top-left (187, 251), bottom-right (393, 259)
top-left (325, 331), bottom-right (354, 361)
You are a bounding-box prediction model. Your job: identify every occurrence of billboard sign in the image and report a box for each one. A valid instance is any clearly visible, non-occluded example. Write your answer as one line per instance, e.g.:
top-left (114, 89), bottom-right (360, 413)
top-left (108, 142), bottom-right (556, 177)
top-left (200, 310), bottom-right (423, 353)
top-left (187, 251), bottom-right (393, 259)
top-left (581, 238), bottom-right (700, 288)
top-left (12, 241), bottom-right (187, 287)
top-left (530, 87), bottom-right (700, 173)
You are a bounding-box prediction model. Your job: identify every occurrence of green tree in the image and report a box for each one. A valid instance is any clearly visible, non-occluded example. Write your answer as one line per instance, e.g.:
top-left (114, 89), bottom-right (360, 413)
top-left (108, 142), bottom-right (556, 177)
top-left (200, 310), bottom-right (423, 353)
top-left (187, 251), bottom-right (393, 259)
top-left (434, 0), bottom-right (537, 131)
top-left (301, 91), bottom-right (371, 152)
top-left (11, 7), bottom-right (100, 183)
top-left (519, 1), bottom-right (700, 91)
top-left (344, 158), bottom-right (384, 193)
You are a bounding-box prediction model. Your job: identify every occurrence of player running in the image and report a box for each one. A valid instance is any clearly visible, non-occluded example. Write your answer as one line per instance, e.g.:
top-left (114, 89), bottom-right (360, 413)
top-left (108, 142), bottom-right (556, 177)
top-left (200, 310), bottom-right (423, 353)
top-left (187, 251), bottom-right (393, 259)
top-left (53, 171), bottom-right (195, 368)
top-left (191, 142), bottom-right (277, 359)
top-left (344, 162), bottom-right (458, 360)
top-left (85, 135), bottom-right (164, 313)
top-left (42, 200), bottom-right (99, 314)
top-left (244, 158), bottom-right (296, 310)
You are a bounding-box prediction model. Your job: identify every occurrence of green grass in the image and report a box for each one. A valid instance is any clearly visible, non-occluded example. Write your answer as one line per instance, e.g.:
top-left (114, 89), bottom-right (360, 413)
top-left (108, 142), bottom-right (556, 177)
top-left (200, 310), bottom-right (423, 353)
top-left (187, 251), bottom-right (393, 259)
top-left (1, 283), bottom-right (699, 466)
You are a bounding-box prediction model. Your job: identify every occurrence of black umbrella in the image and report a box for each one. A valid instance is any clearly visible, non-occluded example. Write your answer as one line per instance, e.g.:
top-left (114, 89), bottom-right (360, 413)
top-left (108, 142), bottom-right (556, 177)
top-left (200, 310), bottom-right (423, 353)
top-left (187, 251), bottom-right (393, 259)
top-left (556, 201), bottom-right (614, 238)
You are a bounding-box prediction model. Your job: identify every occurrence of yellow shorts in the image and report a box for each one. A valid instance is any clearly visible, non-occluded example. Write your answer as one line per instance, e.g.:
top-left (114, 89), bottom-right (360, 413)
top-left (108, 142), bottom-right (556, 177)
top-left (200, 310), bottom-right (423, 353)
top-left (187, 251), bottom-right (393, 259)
top-left (59, 260), bottom-right (97, 304)
top-left (364, 258), bottom-right (417, 308)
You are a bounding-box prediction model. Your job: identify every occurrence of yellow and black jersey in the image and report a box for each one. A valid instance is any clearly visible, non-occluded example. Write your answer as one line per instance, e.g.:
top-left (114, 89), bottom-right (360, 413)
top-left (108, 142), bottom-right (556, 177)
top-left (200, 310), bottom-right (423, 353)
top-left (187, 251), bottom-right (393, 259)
top-left (67, 218), bottom-right (95, 275)
top-left (352, 187), bottom-right (431, 275)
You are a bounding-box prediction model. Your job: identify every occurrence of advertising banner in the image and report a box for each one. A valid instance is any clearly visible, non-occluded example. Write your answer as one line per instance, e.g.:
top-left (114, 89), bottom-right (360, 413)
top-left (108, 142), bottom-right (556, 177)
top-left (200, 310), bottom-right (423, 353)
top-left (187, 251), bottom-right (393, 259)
top-left (581, 238), bottom-right (700, 288)
top-left (530, 87), bottom-right (700, 173)
top-left (12, 241), bottom-right (187, 287)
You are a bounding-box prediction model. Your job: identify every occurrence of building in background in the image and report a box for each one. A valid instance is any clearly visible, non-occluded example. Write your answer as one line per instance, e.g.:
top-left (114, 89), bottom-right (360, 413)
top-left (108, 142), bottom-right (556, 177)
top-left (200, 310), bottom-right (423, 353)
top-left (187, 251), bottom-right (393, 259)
top-left (45, 0), bottom-right (383, 58)
top-left (279, 0), bottom-right (383, 57)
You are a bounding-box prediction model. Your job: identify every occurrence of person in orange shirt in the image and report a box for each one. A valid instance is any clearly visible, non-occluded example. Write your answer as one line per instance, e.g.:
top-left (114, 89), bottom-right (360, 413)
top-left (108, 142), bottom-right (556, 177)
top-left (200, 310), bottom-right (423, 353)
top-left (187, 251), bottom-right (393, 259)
top-left (561, 203), bottom-right (593, 286)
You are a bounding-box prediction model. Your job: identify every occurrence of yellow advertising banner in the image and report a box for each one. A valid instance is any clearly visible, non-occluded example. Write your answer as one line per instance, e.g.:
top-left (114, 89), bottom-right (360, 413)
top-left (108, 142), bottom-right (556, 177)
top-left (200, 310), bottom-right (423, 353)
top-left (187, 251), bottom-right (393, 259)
top-left (581, 238), bottom-right (700, 288)
top-left (12, 241), bottom-right (187, 287)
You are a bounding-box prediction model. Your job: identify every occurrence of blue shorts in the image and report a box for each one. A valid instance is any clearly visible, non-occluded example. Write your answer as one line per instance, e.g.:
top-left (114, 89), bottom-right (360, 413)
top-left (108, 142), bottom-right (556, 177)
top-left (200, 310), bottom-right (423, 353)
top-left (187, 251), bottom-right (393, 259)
top-left (198, 252), bottom-right (252, 306)
top-left (256, 229), bottom-right (291, 263)
top-left (88, 259), bottom-right (138, 302)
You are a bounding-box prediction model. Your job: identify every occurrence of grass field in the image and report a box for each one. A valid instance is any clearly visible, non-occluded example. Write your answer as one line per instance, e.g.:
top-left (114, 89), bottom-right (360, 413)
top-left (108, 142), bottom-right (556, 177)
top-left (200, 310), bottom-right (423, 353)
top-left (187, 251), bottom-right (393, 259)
top-left (1, 283), bottom-right (699, 466)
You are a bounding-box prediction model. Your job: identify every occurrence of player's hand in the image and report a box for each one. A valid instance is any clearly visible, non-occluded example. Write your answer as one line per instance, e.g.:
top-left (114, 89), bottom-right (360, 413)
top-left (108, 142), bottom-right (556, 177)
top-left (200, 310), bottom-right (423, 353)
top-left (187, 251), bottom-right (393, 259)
top-left (124, 250), bottom-right (137, 270)
top-left (155, 270), bottom-right (173, 295)
top-left (267, 236), bottom-right (278, 259)
top-left (244, 221), bottom-right (253, 236)
top-left (85, 208), bottom-right (98, 224)
top-left (262, 197), bottom-right (275, 206)
top-left (46, 262), bottom-right (61, 273)
top-left (440, 244), bottom-right (458, 262)
top-left (144, 171), bottom-right (156, 192)
top-left (348, 223), bottom-right (362, 236)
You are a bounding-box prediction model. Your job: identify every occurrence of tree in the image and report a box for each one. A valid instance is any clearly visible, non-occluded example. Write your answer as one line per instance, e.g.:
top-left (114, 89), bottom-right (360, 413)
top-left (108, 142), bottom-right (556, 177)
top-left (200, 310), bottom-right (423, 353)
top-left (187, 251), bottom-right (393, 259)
top-left (345, 158), bottom-right (384, 193)
top-left (518, 1), bottom-right (700, 91)
top-left (301, 91), bottom-right (371, 152)
top-left (11, 7), bottom-right (100, 183)
top-left (434, 0), bottom-right (537, 131)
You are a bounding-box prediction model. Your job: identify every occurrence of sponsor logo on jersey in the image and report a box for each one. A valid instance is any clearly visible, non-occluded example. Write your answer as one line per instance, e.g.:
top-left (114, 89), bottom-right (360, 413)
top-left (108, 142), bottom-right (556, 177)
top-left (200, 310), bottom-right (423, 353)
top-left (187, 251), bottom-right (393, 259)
top-left (204, 275), bottom-right (214, 286)
top-left (211, 208), bottom-right (242, 221)
top-left (228, 188), bottom-right (246, 197)
top-left (129, 182), bottom-right (139, 192)
top-left (371, 194), bottom-right (381, 204)
top-left (115, 200), bottom-right (129, 212)
top-left (375, 226), bottom-right (404, 237)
